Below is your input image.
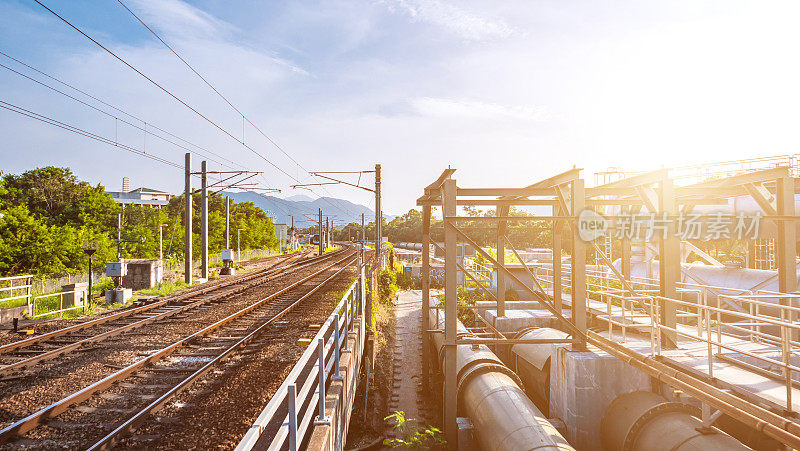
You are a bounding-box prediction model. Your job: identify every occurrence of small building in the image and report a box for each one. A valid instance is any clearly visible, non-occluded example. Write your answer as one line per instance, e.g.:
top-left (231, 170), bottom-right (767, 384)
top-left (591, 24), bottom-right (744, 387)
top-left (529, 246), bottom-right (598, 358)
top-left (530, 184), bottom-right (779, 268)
top-left (107, 177), bottom-right (172, 208)
top-left (122, 259), bottom-right (163, 290)
top-left (275, 224), bottom-right (289, 251)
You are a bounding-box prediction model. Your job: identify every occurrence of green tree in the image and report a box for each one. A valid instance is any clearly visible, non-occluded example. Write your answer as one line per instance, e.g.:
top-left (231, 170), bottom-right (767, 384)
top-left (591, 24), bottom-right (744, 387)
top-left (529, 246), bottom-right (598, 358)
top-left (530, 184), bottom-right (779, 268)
top-left (0, 167), bottom-right (278, 276)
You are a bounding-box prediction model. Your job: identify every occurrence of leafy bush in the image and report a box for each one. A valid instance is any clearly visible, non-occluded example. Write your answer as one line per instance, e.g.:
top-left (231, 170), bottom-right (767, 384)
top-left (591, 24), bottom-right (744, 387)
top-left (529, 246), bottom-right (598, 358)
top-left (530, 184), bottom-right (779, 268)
top-left (92, 277), bottom-right (115, 293)
top-left (396, 268), bottom-right (416, 290)
top-left (437, 286), bottom-right (489, 325)
top-left (0, 166), bottom-right (280, 277)
top-left (378, 267), bottom-right (399, 303)
top-left (383, 411), bottom-right (445, 449)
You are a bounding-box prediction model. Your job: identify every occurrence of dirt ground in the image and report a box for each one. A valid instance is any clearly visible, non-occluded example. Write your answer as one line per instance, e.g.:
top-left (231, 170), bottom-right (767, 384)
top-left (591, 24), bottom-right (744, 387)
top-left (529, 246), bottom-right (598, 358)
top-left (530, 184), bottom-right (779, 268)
top-left (345, 289), bottom-right (442, 450)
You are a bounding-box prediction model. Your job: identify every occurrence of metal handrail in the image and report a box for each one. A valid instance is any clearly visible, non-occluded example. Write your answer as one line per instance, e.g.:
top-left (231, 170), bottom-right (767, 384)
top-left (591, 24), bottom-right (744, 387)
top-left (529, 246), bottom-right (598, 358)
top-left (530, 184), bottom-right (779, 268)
top-left (30, 289), bottom-right (87, 318)
top-left (0, 275), bottom-right (32, 305)
top-left (534, 262), bottom-right (800, 413)
top-left (236, 276), bottom-right (362, 451)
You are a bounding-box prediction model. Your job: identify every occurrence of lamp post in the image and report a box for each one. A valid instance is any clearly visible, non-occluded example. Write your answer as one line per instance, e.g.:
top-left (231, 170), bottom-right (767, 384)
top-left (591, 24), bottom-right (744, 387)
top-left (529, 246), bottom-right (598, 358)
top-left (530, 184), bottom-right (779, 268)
top-left (159, 223), bottom-right (168, 261)
top-left (82, 240), bottom-right (98, 310)
top-left (237, 228), bottom-right (244, 262)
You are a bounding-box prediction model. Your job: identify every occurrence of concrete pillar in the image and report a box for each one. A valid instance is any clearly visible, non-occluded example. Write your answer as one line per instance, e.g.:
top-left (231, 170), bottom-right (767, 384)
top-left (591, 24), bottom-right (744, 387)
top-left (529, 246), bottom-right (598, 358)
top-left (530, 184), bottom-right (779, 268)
top-left (225, 196), bottom-right (230, 249)
top-left (318, 208), bottom-right (324, 255)
top-left (201, 160), bottom-right (209, 280)
top-left (442, 178), bottom-right (458, 447)
top-left (184, 153), bottom-right (192, 284)
top-left (375, 164), bottom-right (382, 269)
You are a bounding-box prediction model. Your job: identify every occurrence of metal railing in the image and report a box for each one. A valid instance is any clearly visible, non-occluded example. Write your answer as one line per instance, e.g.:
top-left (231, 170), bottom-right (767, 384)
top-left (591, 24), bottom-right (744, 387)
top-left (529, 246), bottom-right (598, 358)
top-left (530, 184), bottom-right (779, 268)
top-left (29, 289), bottom-right (87, 318)
top-left (523, 261), bottom-right (800, 413)
top-left (0, 275), bottom-right (32, 306)
top-left (236, 275), bottom-right (363, 451)
top-left (463, 258), bottom-right (492, 287)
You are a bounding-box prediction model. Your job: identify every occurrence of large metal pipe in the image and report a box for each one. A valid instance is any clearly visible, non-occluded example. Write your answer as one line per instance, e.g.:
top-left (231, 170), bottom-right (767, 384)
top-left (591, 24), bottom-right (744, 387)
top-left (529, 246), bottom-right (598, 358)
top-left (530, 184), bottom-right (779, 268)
top-left (600, 391), bottom-right (747, 451)
top-left (509, 327), bottom-right (570, 415)
top-left (618, 260), bottom-right (800, 295)
top-left (428, 304), bottom-right (573, 451)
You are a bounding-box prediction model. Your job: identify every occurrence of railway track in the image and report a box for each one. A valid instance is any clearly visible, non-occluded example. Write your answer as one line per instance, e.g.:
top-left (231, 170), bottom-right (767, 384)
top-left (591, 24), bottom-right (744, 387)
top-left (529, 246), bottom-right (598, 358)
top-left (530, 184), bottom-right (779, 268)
top-left (0, 248), bottom-right (356, 449)
top-left (0, 249), bottom-right (323, 379)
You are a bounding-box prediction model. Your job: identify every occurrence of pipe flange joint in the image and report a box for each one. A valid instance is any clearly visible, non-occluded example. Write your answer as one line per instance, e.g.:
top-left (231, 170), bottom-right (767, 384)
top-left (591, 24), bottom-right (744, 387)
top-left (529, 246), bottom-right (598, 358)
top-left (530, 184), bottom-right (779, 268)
top-left (457, 361), bottom-right (523, 396)
top-left (623, 402), bottom-right (697, 451)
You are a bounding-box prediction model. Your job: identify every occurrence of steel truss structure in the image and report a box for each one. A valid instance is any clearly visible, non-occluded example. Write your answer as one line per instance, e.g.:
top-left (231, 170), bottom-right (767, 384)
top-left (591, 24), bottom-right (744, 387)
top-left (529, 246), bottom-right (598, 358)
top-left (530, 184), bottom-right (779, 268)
top-left (417, 164), bottom-right (800, 448)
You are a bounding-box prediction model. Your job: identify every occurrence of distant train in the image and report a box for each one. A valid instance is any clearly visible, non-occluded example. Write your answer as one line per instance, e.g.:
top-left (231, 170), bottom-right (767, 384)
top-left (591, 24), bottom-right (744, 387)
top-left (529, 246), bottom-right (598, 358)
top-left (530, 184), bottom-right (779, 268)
top-left (310, 234), bottom-right (320, 245)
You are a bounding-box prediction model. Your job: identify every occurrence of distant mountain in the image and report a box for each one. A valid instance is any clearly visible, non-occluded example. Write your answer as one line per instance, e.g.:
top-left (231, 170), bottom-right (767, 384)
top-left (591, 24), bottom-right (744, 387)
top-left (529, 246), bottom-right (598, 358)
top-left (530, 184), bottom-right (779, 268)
top-left (222, 191), bottom-right (394, 228)
top-left (284, 194), bottom-right (314, 202)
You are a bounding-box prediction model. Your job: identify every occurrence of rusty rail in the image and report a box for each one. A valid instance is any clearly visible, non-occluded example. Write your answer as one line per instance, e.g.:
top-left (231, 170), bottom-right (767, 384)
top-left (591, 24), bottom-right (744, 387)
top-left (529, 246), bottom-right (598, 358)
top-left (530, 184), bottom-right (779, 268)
top-left (0, 248), bottom-right (355, 445)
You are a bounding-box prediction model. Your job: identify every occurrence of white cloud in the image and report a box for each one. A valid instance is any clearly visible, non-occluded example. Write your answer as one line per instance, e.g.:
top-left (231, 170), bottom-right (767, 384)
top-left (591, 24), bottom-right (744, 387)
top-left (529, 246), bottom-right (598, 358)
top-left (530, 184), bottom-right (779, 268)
top-left (127, 0), bottom-right (308, 76)
top-left (129, 0), bottom-right (235, 39)
top-left (411, 97), bottom-right (554, 122)
top-left (384, 0), bottom-right (514, 41)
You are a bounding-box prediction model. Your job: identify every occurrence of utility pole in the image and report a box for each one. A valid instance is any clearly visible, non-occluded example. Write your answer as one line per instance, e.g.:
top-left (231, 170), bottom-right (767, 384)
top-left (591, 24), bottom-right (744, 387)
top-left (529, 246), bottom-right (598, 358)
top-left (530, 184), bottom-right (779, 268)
top-left (225, 196), bottom-right (230, 249)
top-left (318, 208), bottom-right (324, 255)
top-left (326, 217), bottom-right (330, 247)
top-left (291, 166), bottom-right (380, 260)
top-left (159, 223), bottom-right (168, 261)
top-left (184, 153), bottom-right (192, 284)
top-left (201, 161), bottom-right (209, 280)
top-left (116, 213), bottom-right (122, 261)
top-left (361, 213), bottom-right (365, 245)
top-left (375, 163), bottom-right (382, 267)
top-left (237, 228), bottom-right (244, 262)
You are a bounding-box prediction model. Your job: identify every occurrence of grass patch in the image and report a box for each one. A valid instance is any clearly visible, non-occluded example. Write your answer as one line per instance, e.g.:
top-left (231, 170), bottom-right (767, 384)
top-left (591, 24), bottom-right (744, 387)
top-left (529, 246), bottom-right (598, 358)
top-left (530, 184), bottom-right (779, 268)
top-left (138, 279), bottom-right (192, 297)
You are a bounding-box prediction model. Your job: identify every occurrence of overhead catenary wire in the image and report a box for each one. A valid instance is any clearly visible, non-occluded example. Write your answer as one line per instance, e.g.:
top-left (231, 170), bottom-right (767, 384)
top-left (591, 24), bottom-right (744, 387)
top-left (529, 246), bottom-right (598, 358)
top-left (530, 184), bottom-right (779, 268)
top-left (0, 59), bottom-right (240, 173)
top-left (0, 50), bottom-right (245, 173)
top-left (32, 0), bottom-right (338, 201)
top-left (114, 0), bottom-right (364, 220)
top-left (0, 99), bottom-right (182, 169)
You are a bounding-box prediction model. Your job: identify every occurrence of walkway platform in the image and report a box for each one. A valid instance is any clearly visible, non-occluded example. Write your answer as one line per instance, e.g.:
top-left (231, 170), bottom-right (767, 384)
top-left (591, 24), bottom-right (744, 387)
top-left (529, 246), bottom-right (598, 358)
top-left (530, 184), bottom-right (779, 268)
top-left (385, 290), bottom-right (436, 440)
top-left (476, 289), bottom-right (800, 414)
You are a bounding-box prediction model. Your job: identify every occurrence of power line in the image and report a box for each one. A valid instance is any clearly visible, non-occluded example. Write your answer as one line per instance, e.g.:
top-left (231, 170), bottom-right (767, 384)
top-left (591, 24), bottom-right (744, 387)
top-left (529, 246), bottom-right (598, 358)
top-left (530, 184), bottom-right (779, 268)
top-left (33, 0), bottom-right (320, 191)
top-left (114, 0), bottom-right (364, 219)
top-left (0, 99), bottom-right (182, 169)
top-left (0, 50), bottom-right (244, 172)
top-left (0, 59), bottom-right (238, 172)
top-left (32, 0), bottom-right (371, 223)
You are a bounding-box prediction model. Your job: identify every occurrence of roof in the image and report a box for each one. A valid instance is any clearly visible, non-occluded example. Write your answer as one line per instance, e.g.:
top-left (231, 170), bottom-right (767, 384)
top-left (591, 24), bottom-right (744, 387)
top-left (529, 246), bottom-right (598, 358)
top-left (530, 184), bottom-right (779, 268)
top-left (129, 187), bottom-right (170, 194)
top-left (110, 198), bottom-right (169, 206)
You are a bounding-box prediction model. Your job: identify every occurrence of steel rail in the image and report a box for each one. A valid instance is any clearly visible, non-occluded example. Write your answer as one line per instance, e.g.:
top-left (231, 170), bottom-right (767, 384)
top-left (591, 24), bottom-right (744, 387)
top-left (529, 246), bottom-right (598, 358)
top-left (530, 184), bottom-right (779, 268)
top-left (0, 250), bottom-right (308, 356)
top-left (88, 256), bottom-right (355, 450)
top-left (0, 251), bottom-right (325, 377)
top-left (0, 249), bottom-right (355, 442)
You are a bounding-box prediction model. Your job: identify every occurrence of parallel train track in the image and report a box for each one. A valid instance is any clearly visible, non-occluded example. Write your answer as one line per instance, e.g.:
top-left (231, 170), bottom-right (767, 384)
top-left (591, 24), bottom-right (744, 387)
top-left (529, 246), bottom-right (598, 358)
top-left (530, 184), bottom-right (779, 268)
top-left (0, 249), bottom-right (323, 378)
top-left (0, 247), bottom-right (357, 449)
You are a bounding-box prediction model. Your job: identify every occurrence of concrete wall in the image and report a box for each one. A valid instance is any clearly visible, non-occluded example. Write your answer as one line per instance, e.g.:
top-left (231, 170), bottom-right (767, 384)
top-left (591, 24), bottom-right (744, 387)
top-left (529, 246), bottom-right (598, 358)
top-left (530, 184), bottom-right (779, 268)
top-left (0, 305), bottom-right (28, 325)
top-left (549, 345), bottom-right (651, 451)
top-left (122, 259), bottom-right (163, 290)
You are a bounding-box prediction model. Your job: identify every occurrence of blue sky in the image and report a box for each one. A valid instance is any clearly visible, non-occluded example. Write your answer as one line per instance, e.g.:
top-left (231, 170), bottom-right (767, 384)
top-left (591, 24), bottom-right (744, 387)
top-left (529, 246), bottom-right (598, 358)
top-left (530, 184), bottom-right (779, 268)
top-left (2, 1), bottom-right (800, 216)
